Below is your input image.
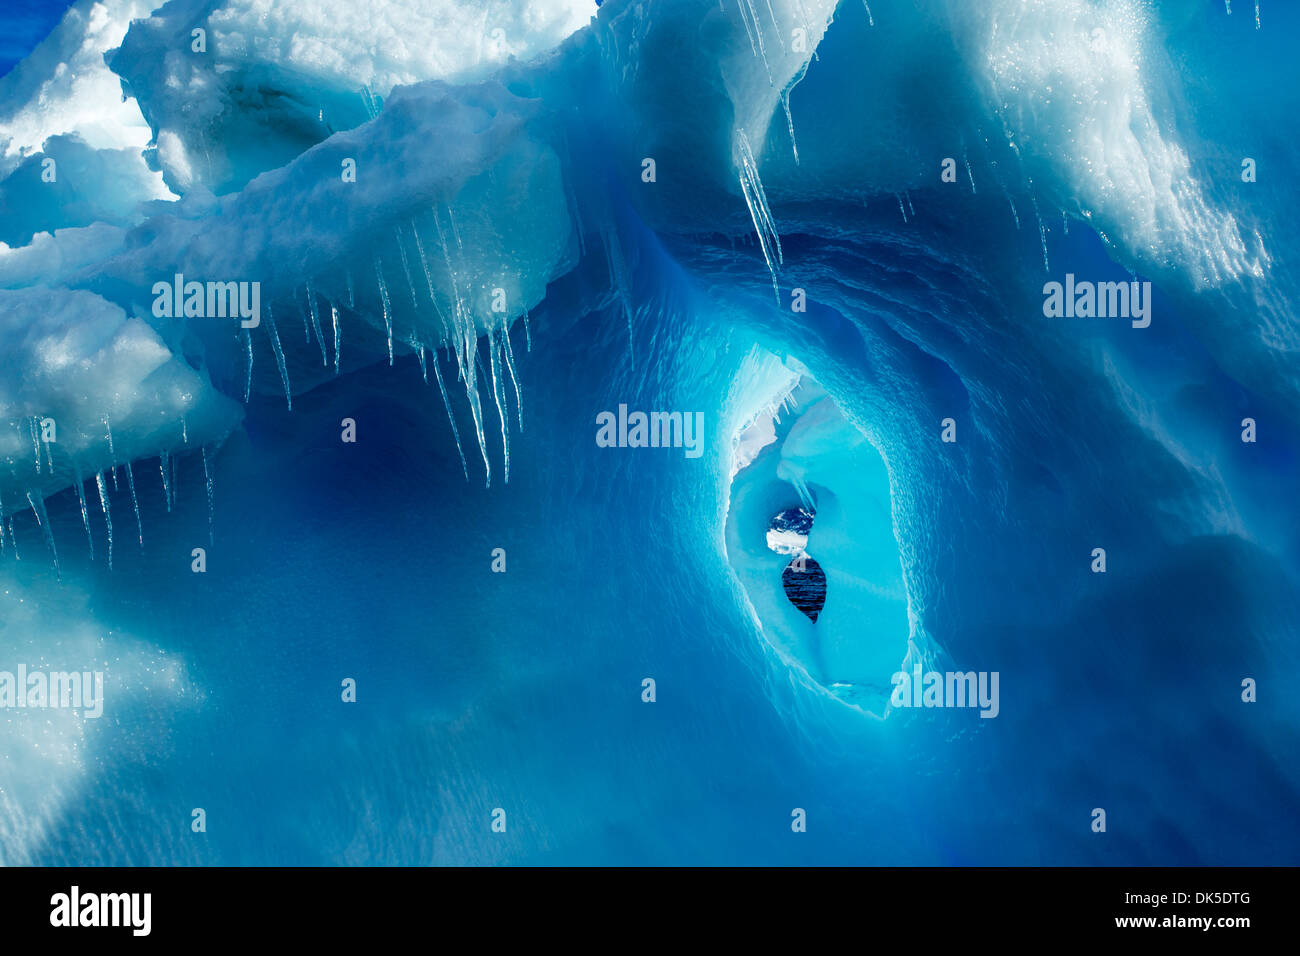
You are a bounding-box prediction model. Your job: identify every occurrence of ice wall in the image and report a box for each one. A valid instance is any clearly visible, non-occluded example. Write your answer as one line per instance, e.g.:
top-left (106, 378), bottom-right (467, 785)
top-left (108, 0), bottom-right (594, 192)
top-left (0, 0), bottom-right (1296, 866)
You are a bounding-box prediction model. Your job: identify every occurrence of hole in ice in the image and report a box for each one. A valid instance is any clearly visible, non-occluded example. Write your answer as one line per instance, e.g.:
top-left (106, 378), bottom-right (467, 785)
top-left (782, 552), bottom-right (826, 623)
top-left (767, 507), bottom-right (826, 621)
top-left (766, 506), bottom-right (813, 554)
top-left (725, 357), bottom-right (910, 715)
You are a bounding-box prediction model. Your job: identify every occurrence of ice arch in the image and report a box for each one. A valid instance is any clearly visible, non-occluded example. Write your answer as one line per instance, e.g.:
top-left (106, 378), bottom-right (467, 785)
top-left (724, 357), bottom-right (910, 717)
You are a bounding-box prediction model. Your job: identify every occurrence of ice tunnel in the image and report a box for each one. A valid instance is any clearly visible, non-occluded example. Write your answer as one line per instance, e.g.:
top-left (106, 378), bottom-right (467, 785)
top-left (0, 0), bottom-right (1297, 873)
top-left (725, 354), bottom-right (910, 717)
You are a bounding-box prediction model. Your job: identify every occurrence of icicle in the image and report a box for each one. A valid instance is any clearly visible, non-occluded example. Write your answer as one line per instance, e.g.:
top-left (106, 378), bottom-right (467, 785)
top-left (905, 191), bottom-right (915, 218)
top-left (896, 193), bottom-right (908, 222)
top-left (105, 418), bottom-right (119, 489)
top-left (43, 430), bottom-right (53, 473)
top-left (1031, 195), bottom-right (1049, 272)
top-left (734, 0), bottom-right (773, 83)
top-left (74, 470), bottom-right (94, 558)
top-left (963, 152), bottom-right (976, 193)
top-left (331, 305), bottom-right (342, 375)
top-left (487, 324), bottom-right (511, 484)
top-left (522, 308), bottom-right (532, 352)
top-left (1006, 194), bottom-right (1021, 230)
top-left (159, 451), bottom-right (172, 513)
top-left (791, 474), bottom-right (816, 511)
top-left (412, 335), bottom-right (428, 383)
top-left (181, 414), bottom-right (189, 445)
top-left (30, 418), bottom-right (40, 474)
top-left (500, 322), bottom-right (524, 431)
top-left (242, 325), bottom-right (254, 402)
top-left (202, 446), bottom-right (215, 546)
top-left (736, 0), bottom-right (759, 57)
top-left (410, 219), bottom-right (451, 341)
top-left (374, 255), bottom-right (395, 365)
top-left (432, 204), bottom-right (476, 403)
top-left (170, 453), bottom-right (178, 509)
top-left (735, 129), bottom-right (783, 301)
top-left (125, 461), bottom-right (143, 548)
top-left (346, 269), bottom-right (355, 309)
top-left (433, 206), bottom-right (480, 421)
top-left (862, 0), bottom-right (875, 26)
top-left (396, 226), bottom-right (420, 310)
top-left (431, 351), bottom-right (470, 482)
top-left (27, 491), bottom-right (59, 575)
top-left (1256, 1), bottom-right (1260, 28)
top-left (461, 332), bottom-right (492, 488)
top-left (265, 303), bottom-right (292, 410)
top-left (434, 209), bottom-right (475, 390)
top-left (305, 281), bottom-right (328, 366)
top-left (7, 517), bottom-right (18, 560)
top-left (96, 471), bottom-right (113, 570)
top-left (781, 92), bottom-right (799, 165)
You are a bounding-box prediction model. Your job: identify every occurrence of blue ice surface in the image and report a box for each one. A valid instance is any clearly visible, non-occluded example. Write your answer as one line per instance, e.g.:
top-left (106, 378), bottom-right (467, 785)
top-left (0, 0), bottom-right (1298, 866)
top-left (0, 0), bottom-right (75, 77)
top-left (23, 217), bottom-right (1296, 865)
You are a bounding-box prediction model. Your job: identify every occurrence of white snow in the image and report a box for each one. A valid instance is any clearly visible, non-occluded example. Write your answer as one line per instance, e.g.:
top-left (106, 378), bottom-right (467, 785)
top-left (0, 287), bottom-right (243, 507)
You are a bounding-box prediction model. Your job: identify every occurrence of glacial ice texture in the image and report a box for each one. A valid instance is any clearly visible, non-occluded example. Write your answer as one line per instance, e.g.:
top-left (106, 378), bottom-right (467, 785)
top-left (0, 0), bottom-right (1296, 866)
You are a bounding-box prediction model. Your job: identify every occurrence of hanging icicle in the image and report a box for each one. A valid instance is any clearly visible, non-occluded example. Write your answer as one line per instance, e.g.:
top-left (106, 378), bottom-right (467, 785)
top-left (265, 303), bottom-right (292, 410)
top-left (105, 417), bottom-right (119, 489)
top-left (125, 460), bottom-right (143, 548)
top-left (331, 305), bottom-right (342, 375)
top-left (242, 325), bottom-right (254, 402)
top-left (96, 471), bottom-right (113, 570)
top-left (735, 129), bottom-right (783, 302)
top-left (27, 491), bottom-right (59, 576)
top-left (75, 469), bottom-right (94, 559)
top-left (202, 446), bottom-right (215, 546)
top-left (374, 254), bottom-right (395, 369)
top-left (305, 280), bottom-right (328, 366)
top-left (159, 451), bottom-right (172, 514)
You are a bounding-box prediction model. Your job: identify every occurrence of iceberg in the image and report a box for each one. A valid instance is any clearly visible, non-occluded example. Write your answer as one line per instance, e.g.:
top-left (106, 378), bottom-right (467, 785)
top-left (0, 0), bottom-right (1296, 866)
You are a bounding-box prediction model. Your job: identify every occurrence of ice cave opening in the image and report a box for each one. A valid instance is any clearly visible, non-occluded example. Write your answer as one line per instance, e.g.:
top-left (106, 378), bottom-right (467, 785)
top-left (726, 362), bottom-right (910, 717)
